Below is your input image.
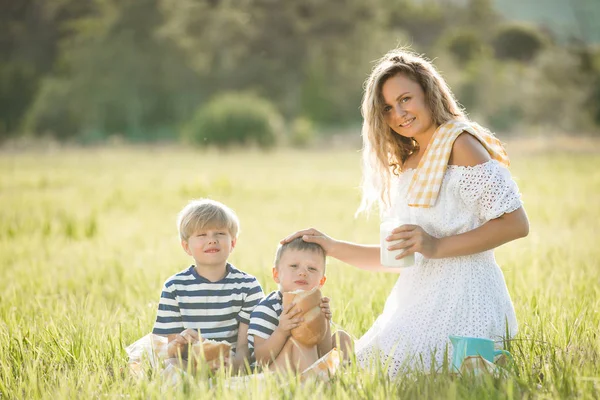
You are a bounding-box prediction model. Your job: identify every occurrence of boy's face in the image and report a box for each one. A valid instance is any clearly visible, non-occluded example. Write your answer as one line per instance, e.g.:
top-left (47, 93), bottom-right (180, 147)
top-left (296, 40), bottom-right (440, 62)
top-left (181, 226), bottom-right (236, 268)
top-left (273, 249), bottom-right (326, 293)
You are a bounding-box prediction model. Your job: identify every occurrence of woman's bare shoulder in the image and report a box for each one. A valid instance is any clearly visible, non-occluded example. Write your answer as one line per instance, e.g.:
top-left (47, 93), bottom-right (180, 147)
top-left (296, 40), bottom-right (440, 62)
top-left (449, 132), bottom-right (491, 167)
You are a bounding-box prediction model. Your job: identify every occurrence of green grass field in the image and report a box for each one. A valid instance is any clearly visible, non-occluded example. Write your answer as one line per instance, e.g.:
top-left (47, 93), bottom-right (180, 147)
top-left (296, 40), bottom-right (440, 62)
top-left (1, 143), bottom-right (599, 399)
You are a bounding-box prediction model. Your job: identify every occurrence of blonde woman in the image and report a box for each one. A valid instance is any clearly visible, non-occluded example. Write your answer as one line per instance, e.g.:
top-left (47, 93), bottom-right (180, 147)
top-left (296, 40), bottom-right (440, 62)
top-left (282, 49), bottom-right (529, 376)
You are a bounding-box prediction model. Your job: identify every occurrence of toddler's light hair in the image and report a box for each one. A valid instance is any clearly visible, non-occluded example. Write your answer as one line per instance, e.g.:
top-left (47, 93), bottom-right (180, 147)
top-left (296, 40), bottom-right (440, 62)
top-left (274, 237), bottom-right (326, 274)
top-left (177, 199), bottom-right (240, 241)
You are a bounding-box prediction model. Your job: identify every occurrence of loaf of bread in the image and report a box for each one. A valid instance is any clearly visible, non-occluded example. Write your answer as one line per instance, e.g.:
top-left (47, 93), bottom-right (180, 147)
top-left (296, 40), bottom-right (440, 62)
top-left (190, 339), bottom-right (232, 362)
top-left (282, 287), bottom-right (328, 346)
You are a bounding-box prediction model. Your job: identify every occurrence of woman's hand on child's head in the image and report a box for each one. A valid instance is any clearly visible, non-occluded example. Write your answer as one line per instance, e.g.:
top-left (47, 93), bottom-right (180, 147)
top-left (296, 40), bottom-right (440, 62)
top-left (320, 297), bottom-right (332, 320)
top-left (280, 227), bottom-right (336, 253)
top-left (276, 302), bottom-right (304, 336)
top-left (388, 224), bottom-right (439, 259)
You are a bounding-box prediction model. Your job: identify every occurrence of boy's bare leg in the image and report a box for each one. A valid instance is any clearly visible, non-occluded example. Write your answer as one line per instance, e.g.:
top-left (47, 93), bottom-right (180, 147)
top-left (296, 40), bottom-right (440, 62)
top-left (268, 338), bottom-right (294, 372)
top-left (269, 338), bottom-right (319, 373)
top-left (316, 326), bottom-right (354, 359)
top-left (330, 330), bottom-right (354, 362)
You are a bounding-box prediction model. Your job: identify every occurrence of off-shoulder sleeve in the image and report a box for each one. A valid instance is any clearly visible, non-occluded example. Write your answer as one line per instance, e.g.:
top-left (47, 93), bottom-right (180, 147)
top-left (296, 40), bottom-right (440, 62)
top-left (458, 160), bottom-right (523, 222)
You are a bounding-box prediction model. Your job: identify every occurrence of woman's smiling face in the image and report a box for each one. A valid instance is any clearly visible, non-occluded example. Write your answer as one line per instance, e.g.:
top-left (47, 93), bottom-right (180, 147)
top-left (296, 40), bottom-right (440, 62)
top-left (381, 73), bottom-right (437, 140)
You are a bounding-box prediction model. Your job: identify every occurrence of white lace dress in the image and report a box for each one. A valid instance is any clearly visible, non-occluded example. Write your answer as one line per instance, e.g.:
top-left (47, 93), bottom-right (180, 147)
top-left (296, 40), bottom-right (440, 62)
top-left (355, 160), bottom-right (522, 377)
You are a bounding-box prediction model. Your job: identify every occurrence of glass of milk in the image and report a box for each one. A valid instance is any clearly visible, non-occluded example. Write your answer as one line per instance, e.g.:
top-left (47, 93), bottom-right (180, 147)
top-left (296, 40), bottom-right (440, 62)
top-left (380, 217), bottom-right (415, 268)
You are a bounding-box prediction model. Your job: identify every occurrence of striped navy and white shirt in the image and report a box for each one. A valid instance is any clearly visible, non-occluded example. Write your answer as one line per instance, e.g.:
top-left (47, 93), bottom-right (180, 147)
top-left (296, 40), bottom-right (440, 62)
top-left (247, 290), bottom-right (283, 354)
top-left (152, 264), bottom-right (264, 352)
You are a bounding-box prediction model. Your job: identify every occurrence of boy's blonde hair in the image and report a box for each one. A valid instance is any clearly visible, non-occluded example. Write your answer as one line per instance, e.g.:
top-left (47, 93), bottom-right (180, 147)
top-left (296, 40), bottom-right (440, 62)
top-left (274, 238), bottom-right (326, 274)
top-left (177, 199), bottom-right (240, 241)
top-left (357, 48), bottom-right (466, 215)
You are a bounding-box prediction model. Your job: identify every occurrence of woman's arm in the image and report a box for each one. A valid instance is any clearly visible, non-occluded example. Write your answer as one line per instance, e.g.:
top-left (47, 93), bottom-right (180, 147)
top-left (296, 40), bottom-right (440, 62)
top-left (391, 133), bottom-right (529, 259)
top-left (391, 206), bottom-right (529, 259)
top-left (437, 206), bottom-right (529, 257)
top-left (281, 230), bottom-right (401, 273)
top-left (328, 241), bottom-right (403, 272)
top-left (284, 133), bottom-right (529, 266)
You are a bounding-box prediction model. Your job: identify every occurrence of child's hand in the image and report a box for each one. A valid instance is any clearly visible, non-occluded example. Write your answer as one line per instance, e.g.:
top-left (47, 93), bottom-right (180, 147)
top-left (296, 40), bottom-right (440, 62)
top-left (275, 302), bottom-right (303, 336)
top-left (179, 328), bottom-right (201, 344)
top-left (320, 297), bottom-right (332, 320)
top-left (167, 329), bottom-right (201, 358)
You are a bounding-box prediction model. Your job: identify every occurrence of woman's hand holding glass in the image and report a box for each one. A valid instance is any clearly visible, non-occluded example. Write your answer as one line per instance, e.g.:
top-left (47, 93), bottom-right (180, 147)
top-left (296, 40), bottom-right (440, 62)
top-left (387, 224), bottom-right (439, 259)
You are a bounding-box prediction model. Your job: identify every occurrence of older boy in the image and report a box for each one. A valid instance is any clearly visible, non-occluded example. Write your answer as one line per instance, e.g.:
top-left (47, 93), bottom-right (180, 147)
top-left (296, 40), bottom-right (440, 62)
top-left (248, 238), bottom-right (353, 372)
top-left (153, 199), bottom-right (264, 371)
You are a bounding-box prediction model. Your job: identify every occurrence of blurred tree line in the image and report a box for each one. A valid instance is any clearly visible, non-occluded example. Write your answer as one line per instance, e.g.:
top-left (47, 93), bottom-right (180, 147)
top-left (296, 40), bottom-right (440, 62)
top-left (2, 0), bottom-right (599, 146)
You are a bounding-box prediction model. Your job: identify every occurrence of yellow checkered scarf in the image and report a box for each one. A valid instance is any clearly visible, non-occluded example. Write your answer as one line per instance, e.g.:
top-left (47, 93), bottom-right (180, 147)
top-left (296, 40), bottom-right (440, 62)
top-left (407, 120), bottom-right (509, 208)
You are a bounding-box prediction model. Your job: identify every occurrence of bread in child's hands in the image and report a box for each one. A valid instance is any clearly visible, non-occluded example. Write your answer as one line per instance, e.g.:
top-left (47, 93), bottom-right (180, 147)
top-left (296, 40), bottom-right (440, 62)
top-left (282, 287), bottom-right (328, 346)
top-left (190, 339), bottom-right (232, 363)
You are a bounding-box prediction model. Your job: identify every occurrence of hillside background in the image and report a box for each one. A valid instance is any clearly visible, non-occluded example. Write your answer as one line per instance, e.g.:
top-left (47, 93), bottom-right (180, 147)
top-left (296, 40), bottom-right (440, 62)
top-left (2, 0), bottom-right (600, 147)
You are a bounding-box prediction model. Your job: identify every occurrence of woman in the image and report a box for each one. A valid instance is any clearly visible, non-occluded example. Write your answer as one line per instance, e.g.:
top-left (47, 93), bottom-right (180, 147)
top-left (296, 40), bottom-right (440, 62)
top-left (281, 49), bottom-right (529, 377)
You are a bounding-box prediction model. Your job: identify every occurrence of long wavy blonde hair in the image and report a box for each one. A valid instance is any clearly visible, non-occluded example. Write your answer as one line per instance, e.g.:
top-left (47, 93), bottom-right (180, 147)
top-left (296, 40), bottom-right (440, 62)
top-left (357, 49), bottom-right (466, 215)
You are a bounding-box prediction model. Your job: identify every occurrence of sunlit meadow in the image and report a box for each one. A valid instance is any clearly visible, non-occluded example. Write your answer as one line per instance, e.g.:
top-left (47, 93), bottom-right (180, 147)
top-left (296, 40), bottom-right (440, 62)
top-left (1, 140), bottom-right (599, 399)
